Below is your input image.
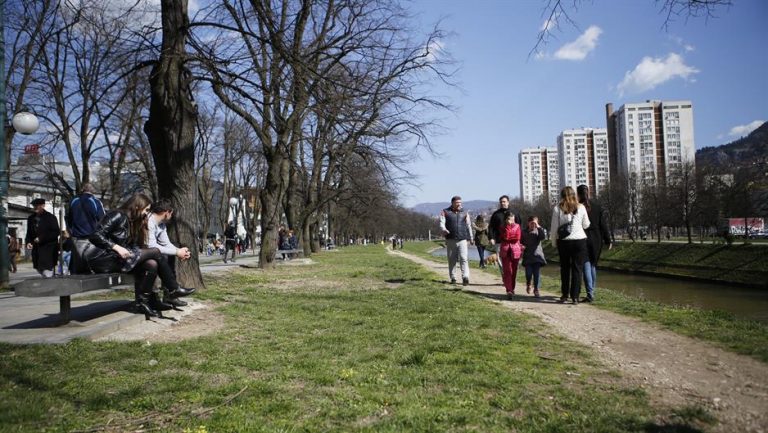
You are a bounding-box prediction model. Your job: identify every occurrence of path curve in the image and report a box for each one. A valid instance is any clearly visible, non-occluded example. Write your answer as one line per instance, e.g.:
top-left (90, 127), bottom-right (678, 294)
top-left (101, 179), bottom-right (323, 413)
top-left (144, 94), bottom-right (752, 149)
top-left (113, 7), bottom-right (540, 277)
top-left (390, 249), bottom-right (768, 433)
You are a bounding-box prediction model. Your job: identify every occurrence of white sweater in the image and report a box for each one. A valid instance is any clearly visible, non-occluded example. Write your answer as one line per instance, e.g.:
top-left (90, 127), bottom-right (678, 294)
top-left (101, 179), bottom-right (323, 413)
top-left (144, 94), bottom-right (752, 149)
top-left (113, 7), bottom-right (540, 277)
top-left (549, 204), bottom-right (590, 247)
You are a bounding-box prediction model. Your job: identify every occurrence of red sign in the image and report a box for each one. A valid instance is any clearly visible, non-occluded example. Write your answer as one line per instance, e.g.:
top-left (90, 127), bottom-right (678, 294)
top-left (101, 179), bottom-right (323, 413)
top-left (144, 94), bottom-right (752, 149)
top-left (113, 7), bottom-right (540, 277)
top-left (23, 144), bottom-right (39, 154)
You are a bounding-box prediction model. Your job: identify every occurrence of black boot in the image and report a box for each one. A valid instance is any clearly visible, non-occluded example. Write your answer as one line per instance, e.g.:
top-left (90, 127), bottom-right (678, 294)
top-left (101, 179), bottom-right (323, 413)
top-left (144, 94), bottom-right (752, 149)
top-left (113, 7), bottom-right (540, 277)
top-left (136, 296), bottom-right (159, 320)
top-left (167, 286), bottom-right (196, 298)
top-left (163, 288), bottom-right (188, 308)
top-left (149, 292), bottom-right (174, 312)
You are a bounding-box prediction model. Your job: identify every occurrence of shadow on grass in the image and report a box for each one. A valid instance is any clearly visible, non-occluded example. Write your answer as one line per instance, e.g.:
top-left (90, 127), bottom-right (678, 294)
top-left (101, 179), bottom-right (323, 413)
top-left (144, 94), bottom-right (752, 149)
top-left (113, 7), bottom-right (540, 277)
top-left (642, 423), bottom-right (705, 433)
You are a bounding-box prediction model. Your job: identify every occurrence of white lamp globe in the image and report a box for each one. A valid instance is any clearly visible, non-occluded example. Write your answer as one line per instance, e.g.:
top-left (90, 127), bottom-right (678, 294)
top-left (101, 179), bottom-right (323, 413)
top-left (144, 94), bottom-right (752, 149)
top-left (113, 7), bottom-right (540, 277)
top-left (11, 112), bottom-right (40, 135)
top-left (228, 197), bottom-right (239, 206)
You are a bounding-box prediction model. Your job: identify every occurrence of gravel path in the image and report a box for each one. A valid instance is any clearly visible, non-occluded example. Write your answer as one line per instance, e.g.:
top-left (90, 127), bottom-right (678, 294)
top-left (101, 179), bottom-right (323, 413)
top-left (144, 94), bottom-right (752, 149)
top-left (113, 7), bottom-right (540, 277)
top-left (391, 249), bottom-right (768, 433)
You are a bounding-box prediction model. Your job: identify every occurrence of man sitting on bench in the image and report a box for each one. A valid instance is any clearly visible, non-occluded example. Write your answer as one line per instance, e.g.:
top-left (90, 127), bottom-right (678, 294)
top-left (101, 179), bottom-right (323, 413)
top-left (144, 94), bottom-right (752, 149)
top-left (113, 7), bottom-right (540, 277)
top-left (147, 200), bottom-right (193, 309)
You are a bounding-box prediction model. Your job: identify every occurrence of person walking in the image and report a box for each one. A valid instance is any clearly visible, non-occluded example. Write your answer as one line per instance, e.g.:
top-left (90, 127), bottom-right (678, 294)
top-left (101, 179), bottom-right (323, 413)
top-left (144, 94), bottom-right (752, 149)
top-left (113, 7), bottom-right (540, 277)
top-left (25, 198), bottom-right (60, 278)
top-left (223, 222), bottom-right (237, 263)
top-left (66, 183), bottom-right (106, 274)
top-left (7, 228), bottom-right (20, 273)
top-left (497, 211), bottom-right (522, 299)
top-left (521, 216), bottom-right (546, 298)
top-left (549, 186), bottom-right (590, 304)
top-left (577, 185), bottom-right (612, 302)
top-left (439, 196), bottom-right (474, 286)
top-left (473, 215), bottom-right (490, 268)
top-left (488, 195), bottom-right (522, 271)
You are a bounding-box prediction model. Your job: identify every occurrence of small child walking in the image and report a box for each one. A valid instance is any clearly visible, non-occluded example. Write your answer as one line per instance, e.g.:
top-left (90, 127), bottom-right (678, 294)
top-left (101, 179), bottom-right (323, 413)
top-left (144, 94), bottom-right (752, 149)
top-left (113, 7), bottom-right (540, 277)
top-left (521, 216), bottom-right (547, 298)
top-left (498, 211), bottom-right (522, 299)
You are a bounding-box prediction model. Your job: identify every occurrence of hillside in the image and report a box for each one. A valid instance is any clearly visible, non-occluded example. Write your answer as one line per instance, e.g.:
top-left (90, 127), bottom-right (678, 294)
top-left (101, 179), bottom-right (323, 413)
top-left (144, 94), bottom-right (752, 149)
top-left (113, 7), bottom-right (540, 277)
top-left (411, 200), bottom-right (496, 216)
top-left (697, 121), bottom-right (768, 168)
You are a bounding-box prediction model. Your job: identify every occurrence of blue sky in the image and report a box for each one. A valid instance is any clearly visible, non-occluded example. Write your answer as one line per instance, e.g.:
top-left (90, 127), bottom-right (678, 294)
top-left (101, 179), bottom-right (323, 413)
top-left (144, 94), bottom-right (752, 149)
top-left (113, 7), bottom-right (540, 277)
top-left (400, 0), bottom-right (768, 207)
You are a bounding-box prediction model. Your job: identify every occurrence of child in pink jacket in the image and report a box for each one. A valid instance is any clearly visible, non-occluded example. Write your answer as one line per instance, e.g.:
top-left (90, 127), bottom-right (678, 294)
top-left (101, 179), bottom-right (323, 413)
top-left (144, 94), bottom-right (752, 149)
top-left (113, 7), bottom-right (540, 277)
top-left (498, 211), bottom-right (522, 299)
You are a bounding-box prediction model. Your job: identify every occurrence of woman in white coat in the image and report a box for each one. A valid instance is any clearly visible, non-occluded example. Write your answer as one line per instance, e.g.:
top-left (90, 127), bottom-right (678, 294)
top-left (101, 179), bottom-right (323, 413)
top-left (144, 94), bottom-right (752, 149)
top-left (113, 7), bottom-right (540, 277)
top-left (550, 186), bottom-right (591, 304)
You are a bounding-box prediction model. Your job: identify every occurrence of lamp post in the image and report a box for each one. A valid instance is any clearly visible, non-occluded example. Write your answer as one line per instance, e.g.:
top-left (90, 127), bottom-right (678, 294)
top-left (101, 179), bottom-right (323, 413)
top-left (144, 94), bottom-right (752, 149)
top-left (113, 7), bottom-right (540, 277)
top-left (1, 111), bottom-right (41, 288)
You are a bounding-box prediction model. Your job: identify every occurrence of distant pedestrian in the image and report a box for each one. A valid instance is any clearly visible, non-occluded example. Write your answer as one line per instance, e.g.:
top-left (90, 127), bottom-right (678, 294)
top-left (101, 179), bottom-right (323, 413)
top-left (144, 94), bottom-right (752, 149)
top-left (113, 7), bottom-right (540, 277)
top-left (439, 196), bottom-right (474, 286)
top-left (223, 221), bottom-right (237, 263)
top-left (25, 198), bottom-right (60, 278)
top-left (521, 216), bottom-right (546, 298)
top-left (577, 185), bottom-right (612, 302)
top-left (549, 186), bottom-right (590, 304)
top-left (497, 211), bottom-right (522, 298)
top-left (7, 228), bottom-right (20, 273)
top-left (473, 215), bottom-right (490, 268)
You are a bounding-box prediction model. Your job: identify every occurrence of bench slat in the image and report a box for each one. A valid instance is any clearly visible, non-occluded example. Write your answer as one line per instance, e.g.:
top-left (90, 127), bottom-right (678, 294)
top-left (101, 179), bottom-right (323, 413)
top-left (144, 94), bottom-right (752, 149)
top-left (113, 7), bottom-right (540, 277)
top-left (15, 274), bottom-right (134, 297)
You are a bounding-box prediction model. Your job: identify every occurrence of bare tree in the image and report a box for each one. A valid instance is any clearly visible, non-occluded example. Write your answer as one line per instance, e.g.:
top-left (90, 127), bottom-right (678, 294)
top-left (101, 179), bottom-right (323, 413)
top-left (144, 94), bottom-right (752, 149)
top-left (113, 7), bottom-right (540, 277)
top-left (144, 0), bottom-right (203, 289)
top-left (531, 0), bottom-right (732, 56)
top-left (667, 161), bottom-right (697, 243)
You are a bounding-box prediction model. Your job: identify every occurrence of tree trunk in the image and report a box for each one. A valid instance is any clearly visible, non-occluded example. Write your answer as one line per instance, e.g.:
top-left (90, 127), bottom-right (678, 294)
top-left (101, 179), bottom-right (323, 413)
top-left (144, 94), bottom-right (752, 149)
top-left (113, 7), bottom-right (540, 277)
top-left (258, 150), bottom-right (288, 268)
top-left (143, 0), bottom-right (204, 289)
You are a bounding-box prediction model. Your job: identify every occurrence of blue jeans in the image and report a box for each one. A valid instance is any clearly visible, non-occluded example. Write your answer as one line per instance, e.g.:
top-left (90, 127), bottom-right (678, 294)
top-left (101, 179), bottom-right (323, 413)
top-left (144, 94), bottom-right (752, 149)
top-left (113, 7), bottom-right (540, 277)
top-left (476, 246), bottom-right (486, 267)
top-left (525, 263), bottom-right (541, 289)
top-left (583, 261), bottom-right (597, 299)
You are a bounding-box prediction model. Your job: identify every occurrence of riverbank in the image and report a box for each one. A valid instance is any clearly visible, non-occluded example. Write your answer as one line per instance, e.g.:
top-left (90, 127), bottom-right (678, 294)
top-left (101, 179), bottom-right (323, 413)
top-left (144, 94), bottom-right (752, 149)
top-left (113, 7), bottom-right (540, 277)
top-left (0, 246), bottom-right (721, 432)
top-left (408, 241), bottom-right (768, 363)
top-left (391, 247), bottom-right (768, 433)
top-left (542, 241), bottom-right (768, 289)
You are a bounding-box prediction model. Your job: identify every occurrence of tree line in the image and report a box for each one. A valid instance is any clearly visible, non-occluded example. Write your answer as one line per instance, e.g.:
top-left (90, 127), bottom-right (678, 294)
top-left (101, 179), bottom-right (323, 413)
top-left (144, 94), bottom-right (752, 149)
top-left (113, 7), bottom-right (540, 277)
top-left (5, 0), bottom-right (453, 287)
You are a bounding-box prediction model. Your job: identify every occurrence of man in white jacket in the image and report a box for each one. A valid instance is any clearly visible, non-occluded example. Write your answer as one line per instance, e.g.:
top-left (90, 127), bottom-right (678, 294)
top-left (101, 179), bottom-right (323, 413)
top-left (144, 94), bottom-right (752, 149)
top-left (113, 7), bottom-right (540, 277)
top-left (148, 200), bottom-right (194, 307)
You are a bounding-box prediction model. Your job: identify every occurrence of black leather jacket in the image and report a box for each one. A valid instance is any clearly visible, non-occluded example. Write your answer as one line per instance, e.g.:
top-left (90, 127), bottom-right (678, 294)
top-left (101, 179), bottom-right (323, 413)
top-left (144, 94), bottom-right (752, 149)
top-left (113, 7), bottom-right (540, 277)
top-left (89, 210), bottom-right (132, 250)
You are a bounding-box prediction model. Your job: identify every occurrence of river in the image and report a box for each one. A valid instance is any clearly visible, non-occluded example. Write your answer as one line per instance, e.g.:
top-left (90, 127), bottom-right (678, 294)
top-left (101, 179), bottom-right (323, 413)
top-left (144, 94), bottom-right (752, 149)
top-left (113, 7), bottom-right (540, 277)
top-left (431, 247), bottom-right (768, 323)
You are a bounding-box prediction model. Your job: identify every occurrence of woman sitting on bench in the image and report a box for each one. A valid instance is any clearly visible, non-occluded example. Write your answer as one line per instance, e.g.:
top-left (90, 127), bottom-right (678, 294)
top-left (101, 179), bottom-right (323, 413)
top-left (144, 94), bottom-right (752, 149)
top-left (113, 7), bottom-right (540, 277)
top-left (83, 193), bottom-right (195, 318)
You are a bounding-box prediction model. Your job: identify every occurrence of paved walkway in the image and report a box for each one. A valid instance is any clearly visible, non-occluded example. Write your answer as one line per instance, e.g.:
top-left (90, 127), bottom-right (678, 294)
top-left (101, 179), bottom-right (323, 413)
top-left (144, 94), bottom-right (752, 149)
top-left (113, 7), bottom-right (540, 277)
top-left (0, 252), bottom-right (262, 344)
top-left (390, 249), bottom-right (768, 433)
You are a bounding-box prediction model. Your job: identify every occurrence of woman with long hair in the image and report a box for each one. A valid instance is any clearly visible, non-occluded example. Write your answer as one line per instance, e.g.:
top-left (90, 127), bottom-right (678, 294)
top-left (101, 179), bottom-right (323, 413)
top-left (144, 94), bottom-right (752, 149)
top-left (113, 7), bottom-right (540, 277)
top-left (549, 186), bottom-right (590, 304)
top-left (577, 184), bottom-right (612, 302)
top-left (83, 193), bottom-right (194, 318)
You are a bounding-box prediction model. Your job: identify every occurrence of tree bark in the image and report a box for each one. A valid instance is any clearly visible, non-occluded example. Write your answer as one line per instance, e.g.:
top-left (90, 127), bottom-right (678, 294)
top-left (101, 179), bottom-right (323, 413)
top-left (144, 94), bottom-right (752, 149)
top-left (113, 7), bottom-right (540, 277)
top-left (144, 0), bottom-right (204, 289)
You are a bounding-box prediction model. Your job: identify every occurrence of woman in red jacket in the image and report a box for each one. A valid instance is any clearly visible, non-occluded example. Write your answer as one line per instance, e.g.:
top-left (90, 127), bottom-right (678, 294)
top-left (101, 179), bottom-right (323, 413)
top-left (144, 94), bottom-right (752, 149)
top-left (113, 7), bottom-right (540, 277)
top-left (498, 211), bottom-right (522, 299)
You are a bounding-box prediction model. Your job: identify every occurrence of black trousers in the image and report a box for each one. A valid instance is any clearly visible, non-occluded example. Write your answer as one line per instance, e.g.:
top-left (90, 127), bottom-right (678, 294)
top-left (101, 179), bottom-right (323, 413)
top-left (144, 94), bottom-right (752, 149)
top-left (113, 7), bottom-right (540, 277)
top-left (557, 239), bottom-right (588, 300)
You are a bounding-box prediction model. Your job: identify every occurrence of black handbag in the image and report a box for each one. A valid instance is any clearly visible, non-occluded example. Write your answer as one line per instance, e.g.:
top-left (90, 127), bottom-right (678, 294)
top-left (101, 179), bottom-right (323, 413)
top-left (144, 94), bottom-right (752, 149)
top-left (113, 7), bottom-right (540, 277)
top-left (557, 213), bottom-right (573, 240)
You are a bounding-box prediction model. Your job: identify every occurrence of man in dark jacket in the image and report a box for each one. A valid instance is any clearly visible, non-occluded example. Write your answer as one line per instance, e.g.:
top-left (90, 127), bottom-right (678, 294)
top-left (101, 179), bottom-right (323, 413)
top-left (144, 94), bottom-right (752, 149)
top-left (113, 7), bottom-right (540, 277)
top-left (25, 198), bottom-right (60, 277)
top-left (577, 185), bottom-right (612, 302)
top-left (488, 195), bottom-right (522, 245)
top-left (67, 183), bottom-right (105, 273)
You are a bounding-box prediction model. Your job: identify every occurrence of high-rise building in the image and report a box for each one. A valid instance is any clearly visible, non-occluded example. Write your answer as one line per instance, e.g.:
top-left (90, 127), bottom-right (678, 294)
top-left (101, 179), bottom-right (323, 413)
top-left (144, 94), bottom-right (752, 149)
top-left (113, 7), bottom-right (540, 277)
top-left (519, 146), bottom-right (559, 204)
top-left (606, 100), bottom-right (695, 185)
top-left (556, 128), bottom-right (610, 194)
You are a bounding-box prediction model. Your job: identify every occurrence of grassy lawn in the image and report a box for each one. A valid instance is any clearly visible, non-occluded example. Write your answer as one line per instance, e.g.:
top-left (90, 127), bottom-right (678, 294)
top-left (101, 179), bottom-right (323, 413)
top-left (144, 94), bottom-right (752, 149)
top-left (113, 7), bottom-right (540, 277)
top-left (0, 246), bottom-right (712, 432)
top-left (404, 241), bottom-right (768, 363)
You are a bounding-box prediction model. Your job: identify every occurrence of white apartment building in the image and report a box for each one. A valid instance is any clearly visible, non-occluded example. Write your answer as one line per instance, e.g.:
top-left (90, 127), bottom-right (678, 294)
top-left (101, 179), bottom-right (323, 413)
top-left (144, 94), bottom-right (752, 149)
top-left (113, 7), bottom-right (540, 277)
top-left (607, 100), bottom-right (695, 184)
top-left (556, 128), bottom-right (610, 195)
top-left (519, 147), bottom-right (559, 204)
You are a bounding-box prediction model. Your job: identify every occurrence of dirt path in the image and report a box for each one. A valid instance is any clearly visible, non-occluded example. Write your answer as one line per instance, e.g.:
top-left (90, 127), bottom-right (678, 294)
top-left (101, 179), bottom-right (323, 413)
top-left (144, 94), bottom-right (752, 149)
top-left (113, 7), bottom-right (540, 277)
top-left (390, 249), bottom-right (768, 433)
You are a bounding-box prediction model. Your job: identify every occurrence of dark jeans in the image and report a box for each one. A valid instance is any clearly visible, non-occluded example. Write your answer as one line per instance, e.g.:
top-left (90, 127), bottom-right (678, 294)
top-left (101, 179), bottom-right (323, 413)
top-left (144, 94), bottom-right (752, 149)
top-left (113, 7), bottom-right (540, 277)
top-left (557, 239), bottom-right (588, 300)
top-left (525, 263), bottom-right (542, 289)
top-left (476, 246), bottom-right (486, 267)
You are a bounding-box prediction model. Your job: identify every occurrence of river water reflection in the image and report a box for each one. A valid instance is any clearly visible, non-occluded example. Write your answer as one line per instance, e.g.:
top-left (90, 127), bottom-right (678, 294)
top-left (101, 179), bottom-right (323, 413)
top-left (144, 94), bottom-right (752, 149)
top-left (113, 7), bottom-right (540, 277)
top-left (431, 247), bottom-right (768, 323)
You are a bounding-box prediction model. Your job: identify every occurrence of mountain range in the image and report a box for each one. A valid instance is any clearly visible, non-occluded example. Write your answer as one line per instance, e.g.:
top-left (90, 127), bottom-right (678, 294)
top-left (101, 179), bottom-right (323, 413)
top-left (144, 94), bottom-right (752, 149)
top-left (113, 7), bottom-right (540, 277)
top-left (411, 200), bottom-right (496, 217)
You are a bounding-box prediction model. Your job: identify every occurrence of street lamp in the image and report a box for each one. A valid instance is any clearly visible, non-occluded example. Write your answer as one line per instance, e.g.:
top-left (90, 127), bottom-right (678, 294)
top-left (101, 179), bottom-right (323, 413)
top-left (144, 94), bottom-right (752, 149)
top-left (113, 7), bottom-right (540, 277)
top-left (1, 111), bottom-right (41, 288)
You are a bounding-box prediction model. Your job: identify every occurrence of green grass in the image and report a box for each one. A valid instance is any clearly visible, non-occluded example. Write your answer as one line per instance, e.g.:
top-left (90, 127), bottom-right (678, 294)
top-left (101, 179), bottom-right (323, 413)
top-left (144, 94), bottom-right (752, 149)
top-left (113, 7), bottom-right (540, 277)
top-left (0, 245), bottom-right (713, 432)
top-left (406, 241), bottom-right (768, 363)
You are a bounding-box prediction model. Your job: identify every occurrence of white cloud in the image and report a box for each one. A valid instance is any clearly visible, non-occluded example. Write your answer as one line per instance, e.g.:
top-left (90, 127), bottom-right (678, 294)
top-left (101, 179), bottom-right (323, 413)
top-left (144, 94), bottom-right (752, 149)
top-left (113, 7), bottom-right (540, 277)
top-left (553, 25), bottom-right (602, 60)
top-left (727, 120), bottom-right (765, 137)
top-left (425, 38), bottom-right (445, 63)
top-left (540, 12), bottom-right (560, 32)
top-left (617, 53), bottom-right (699, 96)
top-left (684, 44), bottom-right (695, 52)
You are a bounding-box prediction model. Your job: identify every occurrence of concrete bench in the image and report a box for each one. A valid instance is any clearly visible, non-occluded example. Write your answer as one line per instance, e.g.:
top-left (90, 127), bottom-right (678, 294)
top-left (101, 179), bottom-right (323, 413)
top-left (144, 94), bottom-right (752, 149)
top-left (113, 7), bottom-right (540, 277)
top-left (14, 274), bottom-right (134, 325)
top-left (275, 249), bottom-right (303, 260)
